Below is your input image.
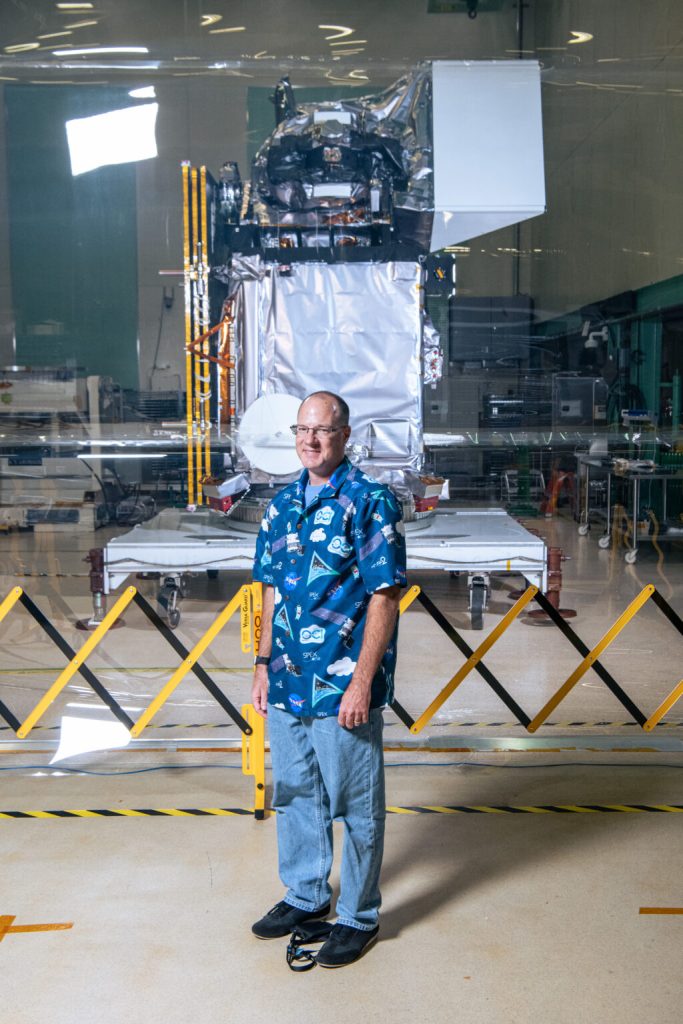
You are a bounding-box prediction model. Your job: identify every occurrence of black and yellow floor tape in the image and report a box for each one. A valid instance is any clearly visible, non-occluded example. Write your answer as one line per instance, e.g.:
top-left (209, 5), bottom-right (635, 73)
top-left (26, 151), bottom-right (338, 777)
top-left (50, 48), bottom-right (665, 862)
top-left (2, 720), bottom-right (682, 733)
top-left (1, 804), bottom-right (682, 819)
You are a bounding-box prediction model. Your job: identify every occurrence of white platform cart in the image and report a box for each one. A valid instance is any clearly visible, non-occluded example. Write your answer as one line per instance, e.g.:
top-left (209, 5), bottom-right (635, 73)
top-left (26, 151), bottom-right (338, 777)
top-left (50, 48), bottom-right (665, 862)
top-left (103, 506), bottom-right (547, 630)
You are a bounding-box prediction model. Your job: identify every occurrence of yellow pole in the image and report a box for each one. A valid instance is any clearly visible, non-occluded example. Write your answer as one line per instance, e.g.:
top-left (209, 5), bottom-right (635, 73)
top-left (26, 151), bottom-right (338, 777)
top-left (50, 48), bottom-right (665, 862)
top-left (644, 679), bottom-right (683, 732)
top-left (181, 162), bottom-right (194, 506)
top-left (399, 584), bottom-right (421, 615)
top-left (200, 166), bottom-right (211, 482)
top-left (18, 587), bottom-right (137, 738)
top-left (190, 167), bottom-right (203, 505)
top-left (528, 585), bottom-right (655, 732)
top-left (131, 588), bottom-right (244, 736)
top-left (242, 703), bottom-right (266, 818)
top-left (411, 586), bottom-right (538, 734)
top-left (0, 586), bottom-right (23, 626)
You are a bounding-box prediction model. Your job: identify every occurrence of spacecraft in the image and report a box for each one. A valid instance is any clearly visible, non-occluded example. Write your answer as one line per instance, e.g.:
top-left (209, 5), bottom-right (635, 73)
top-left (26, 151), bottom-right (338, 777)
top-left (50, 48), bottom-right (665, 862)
top-left (183, 61), bottom-right (544, 529)
top-left (104, 60), bottom-right (546, 626)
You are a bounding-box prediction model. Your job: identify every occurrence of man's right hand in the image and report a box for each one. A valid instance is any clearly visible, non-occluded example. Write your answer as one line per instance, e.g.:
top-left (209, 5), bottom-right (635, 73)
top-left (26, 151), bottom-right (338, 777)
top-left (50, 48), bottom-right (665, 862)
top-left (252, 664), bottom-right (269, 718)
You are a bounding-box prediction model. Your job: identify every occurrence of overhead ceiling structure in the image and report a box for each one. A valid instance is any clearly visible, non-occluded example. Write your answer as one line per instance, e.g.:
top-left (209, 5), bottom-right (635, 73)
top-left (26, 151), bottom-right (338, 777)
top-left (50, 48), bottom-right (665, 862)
top-left (1, 0), bottom-right (682, 310)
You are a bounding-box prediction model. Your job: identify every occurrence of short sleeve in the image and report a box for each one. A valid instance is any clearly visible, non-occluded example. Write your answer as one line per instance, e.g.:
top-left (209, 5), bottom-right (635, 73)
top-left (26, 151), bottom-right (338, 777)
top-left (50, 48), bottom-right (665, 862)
top-left (253, 507), bottom-right (275, 585)
top-left (353, 486), bottom-right (407, 594)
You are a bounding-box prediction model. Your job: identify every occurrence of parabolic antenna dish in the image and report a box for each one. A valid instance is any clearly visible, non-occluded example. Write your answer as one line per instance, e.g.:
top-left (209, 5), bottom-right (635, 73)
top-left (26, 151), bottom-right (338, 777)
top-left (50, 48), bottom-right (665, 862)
top-left (237, 393), bottom-right (301, 475)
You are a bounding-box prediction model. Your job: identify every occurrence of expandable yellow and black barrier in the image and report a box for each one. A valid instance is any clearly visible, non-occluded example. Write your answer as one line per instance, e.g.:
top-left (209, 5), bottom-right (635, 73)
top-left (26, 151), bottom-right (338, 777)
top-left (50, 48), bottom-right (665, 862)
top-left (1, 580), bottom-right (681, 819)
top-left (0, 583), bottom-right (264, 820)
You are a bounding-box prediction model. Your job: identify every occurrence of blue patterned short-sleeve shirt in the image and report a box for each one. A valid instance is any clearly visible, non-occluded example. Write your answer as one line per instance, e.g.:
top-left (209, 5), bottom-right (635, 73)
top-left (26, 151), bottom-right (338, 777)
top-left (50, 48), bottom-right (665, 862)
top-left (253, 458), bottom-right (407, 717)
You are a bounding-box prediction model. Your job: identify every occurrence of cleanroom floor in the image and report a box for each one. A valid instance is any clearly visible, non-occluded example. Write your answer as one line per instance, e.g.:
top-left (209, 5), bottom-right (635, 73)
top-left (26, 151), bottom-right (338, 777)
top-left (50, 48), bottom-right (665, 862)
top-left (1, 510), bottom-right (681, 1023)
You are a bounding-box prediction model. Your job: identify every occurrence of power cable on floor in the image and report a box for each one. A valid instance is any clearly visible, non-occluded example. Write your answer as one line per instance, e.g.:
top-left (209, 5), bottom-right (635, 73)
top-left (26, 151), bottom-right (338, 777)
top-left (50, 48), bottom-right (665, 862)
top-left (0, 761), bottom-right (680, 776)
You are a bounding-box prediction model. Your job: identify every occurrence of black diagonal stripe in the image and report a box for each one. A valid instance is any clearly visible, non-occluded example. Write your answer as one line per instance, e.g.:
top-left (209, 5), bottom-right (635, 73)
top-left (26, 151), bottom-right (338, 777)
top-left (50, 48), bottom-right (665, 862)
top-left (583, 805), bottom-right (621, 812)
top-left (389, 699), bottom-right (415, 730)
top-left (531, 590), bottom-right (647, 726)
top-left (538, 805), bottom-right (573, 812)
top-left (0, 810), bottom-right (32, 818)
top-left (651, 588), bottom-right (683, 637)
top-left (132, 592), bottom-right (252, 735)
top-left (89, 809), bottom-right (121, 816)
top-left (0, 698), bottom-right (21, 733)
top-left (44, 809), bottom-right (77, 817)
top-left (417, 590), bottom-right (531, 727)
top-left (18, 592), bottom-right (134, 730)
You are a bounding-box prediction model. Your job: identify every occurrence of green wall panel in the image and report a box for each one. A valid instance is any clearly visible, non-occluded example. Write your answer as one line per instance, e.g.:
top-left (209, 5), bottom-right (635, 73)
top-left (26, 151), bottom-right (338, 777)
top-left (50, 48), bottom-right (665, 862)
top-left (5, 85), bottom-right (139, 389)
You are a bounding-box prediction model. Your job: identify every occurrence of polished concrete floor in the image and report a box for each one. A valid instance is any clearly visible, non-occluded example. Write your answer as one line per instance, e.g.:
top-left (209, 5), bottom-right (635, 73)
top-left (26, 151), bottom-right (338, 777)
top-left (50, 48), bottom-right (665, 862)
top-left (1, 510), bottom-right (682, 1022)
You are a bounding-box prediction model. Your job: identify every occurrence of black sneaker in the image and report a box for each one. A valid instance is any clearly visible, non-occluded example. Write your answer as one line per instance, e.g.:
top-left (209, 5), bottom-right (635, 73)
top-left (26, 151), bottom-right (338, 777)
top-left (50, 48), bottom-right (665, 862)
top-left (251, 900), bottom-right (331, 939)
top-left (315, 923), bottom-right (379, 968)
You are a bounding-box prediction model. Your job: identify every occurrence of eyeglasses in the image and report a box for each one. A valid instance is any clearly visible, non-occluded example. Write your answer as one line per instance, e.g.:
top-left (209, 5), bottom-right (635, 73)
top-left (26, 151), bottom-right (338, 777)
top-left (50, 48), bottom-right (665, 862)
top-left (290, 424), bottom-right (344, 438)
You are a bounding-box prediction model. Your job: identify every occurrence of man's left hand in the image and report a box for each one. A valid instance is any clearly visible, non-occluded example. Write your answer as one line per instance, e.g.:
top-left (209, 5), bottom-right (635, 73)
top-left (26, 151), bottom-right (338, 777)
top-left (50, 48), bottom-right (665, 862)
top-left (338, 680), bottom-right (371, 730)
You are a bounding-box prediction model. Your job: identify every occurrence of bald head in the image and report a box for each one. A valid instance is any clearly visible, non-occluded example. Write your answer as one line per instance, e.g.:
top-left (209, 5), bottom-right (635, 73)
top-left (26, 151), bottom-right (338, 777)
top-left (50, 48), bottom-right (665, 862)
top-left (299, 390), bottom-right (350, 427)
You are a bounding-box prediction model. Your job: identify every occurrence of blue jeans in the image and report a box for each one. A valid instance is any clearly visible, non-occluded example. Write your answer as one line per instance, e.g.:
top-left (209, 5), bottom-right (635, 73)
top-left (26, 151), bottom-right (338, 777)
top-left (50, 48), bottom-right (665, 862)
top-left (267, 705), bottom-right (386, 931)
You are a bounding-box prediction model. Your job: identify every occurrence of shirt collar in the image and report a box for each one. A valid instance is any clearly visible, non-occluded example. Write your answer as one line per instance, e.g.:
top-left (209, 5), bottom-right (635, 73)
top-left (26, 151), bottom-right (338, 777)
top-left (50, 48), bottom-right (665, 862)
top-left (295, 457), bottom-right (352, 505)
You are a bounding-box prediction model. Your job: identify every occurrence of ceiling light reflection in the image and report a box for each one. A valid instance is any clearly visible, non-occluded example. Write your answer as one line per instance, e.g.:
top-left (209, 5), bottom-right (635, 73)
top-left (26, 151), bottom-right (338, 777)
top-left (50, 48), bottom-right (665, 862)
top-left (319, 25), bottom-right (355, 40)
top-left (330, 39), bottom-right (367, 46)
top-left (209, 26), bottom-right (246, 34)
top-left (76, 453), bottom-right (167, 459)
top-left (4, 42), bottom-right (41, 53)
top-left (568, 31), bottom-right (594, 44)
top-left (37, 31), bottom-right (73, 39)
top-left (64, 20), bottom-right (99, 28)
top-left (201, 14), bottom-right (223, 27)
top-left (53, 46), bottom-right (150, 55)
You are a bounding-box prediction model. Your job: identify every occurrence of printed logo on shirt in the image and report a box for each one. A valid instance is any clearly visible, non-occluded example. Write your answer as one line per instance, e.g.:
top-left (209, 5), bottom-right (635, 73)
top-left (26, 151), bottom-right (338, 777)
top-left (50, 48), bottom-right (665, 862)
top-left (312, 674), bottom-right (344, 707)
top-left (283, 571), bottom-right (301, 591)
top-left (327, 656), bottom-right (356, 676)
top-left (288, 693), bottom-right (306, 712)
top-left (310, 527), bottom-right (327, 542)
top-left (313, 506), bottom-right (335, 526)
top-left (273, 604), bottom-right (293, 638)
top-left (327, 535), bottom-right (353, 557)
top-left (307, 552), bottom-right (340, 585)
top-left (299, 625), bottom-right (325, 645)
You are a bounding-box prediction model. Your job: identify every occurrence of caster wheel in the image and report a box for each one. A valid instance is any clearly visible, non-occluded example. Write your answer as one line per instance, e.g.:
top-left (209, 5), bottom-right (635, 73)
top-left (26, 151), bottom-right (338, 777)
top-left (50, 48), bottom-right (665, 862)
top-left (167, 608), bottom-right (181, 629)
top-left (625, 549), bottom-right (637, 565)
top-left (598, 535), bottom-right (610, 549)
top-left (578, 523), bottom-right (589, 536)
top-left (470, 584), bottom-right (486, 630)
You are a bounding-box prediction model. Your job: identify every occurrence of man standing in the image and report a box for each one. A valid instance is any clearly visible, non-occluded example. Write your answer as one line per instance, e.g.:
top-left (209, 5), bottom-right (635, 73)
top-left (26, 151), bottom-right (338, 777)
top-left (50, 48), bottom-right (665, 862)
top-left (251, 390), bottom-right (407, 968)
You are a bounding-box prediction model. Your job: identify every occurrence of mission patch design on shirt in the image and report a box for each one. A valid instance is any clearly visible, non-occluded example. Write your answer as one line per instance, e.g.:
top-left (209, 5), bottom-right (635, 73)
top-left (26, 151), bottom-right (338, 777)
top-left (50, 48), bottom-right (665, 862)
top-left (253, 458), bottom-right (407, 717)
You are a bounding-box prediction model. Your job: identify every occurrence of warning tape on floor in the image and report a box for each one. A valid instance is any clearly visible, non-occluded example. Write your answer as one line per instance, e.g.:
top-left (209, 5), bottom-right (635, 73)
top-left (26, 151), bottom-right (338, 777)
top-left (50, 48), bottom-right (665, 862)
top-left (1, 804), bottom-right (681, 819)
top-left (2, 719), bottom-right (680, 732)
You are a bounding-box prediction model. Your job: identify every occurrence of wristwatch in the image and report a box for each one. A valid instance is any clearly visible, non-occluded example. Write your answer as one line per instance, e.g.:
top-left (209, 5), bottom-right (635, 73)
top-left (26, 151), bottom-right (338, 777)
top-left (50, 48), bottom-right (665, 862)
top-left (254, 655), bottom-right (271, 666)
